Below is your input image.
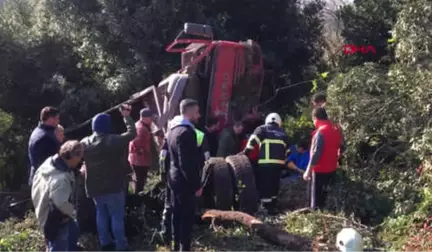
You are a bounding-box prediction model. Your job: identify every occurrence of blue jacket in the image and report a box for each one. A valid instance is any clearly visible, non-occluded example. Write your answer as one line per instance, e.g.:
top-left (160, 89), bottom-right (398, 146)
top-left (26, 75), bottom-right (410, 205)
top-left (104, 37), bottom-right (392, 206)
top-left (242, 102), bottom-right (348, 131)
top-left (28, 123), bottom-right (60, 184)
top-left (286, 146), bottom-right (310, 178)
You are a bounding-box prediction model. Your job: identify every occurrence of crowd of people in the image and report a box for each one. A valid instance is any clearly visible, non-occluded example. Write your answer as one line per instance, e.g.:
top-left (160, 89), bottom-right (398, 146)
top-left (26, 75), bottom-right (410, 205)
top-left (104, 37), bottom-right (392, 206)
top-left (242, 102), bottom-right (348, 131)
top-left (26, 92), bottom-right (346, 251)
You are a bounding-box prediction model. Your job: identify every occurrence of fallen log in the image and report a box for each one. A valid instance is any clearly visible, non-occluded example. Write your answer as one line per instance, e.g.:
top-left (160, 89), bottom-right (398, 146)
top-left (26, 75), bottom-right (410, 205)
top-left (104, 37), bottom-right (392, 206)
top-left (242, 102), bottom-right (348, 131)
top-left (202, 209), bottom-right (313, 250)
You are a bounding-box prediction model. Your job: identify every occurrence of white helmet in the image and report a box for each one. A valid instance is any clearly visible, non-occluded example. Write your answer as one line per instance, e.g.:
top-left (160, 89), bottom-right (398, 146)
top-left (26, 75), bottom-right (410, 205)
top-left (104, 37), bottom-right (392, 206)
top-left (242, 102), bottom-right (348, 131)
top-left (336, 228), bottom-right (363, 252)
top-left (265, 113), bottom-right (282, 127)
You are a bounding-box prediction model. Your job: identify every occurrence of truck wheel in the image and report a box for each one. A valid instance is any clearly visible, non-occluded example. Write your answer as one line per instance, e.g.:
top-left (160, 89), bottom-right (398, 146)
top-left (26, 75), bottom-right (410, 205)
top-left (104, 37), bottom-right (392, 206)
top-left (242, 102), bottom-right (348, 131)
top-left (209, 158), bottom-right (234, 210)
top-left (226, 154), bottom-right (258, 214)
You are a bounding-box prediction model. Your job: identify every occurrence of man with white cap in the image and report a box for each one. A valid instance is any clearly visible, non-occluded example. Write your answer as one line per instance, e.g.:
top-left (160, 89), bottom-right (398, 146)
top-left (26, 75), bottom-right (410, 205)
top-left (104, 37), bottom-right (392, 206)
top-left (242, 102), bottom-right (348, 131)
top-left (243, 112), bottom-right (290, 214)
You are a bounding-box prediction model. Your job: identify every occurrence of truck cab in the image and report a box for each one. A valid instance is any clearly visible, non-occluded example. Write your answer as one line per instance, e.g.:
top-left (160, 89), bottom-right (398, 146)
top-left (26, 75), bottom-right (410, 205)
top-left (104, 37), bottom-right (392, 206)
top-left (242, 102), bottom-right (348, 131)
top-left (154, 23), bottom-right (265, 132)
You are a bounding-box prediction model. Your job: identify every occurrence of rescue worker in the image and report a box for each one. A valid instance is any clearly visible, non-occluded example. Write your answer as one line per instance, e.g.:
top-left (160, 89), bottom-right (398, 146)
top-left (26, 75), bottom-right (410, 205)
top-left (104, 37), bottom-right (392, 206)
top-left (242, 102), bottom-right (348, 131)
top-left (159, 116), bottom-right (210, 245)
top-left (303, 108), bottom-right (344, 210)
top-left (244, 112), bottom-right (290, 214)
top-left (166, 99), bottom-right (203, 251)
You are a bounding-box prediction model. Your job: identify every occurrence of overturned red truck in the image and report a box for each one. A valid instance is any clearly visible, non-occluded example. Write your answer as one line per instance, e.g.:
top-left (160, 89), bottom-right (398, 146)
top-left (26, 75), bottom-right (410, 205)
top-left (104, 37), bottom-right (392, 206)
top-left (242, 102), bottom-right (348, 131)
top-left (67, 23), bottom-right (266, 235)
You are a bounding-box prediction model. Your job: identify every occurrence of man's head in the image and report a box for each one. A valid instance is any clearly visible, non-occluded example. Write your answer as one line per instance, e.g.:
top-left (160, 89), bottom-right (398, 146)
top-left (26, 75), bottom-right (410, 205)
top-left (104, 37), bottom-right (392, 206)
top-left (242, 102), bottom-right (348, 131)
top-left (311, 92), bottom-right (327, 108)
top-left (296, 139), bottom-right (309, 153)
top-left (180, 99), bottom-right (200, 124)
top-left (59, 140), bottom-right (84, 168)
top-left (140, 108), bottom-right (153, 125)
top-left (55, 124), bottom-right (65, 143)
top-left (92, 113), bottom-right (111, 134)
top-left (40, 106), bottom-right (60, 126)
top-left (232, 121), bottom-right (244, 135)
top-left (312, 107), bottom-right (328, 126)
top-left (206, 117), bottom-right (219, 132)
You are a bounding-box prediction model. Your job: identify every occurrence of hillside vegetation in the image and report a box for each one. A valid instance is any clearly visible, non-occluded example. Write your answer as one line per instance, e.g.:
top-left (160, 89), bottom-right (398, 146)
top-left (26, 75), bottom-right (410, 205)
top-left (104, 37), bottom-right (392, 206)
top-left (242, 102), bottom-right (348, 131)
top-left (0, 0), bottom-right (431, 251)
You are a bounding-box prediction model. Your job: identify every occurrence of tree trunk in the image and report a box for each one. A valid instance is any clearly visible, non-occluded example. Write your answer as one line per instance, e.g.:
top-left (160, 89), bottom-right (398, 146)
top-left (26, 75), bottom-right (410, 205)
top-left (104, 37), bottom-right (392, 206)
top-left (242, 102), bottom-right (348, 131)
top-left (202, 209), bottom-right (313, 250)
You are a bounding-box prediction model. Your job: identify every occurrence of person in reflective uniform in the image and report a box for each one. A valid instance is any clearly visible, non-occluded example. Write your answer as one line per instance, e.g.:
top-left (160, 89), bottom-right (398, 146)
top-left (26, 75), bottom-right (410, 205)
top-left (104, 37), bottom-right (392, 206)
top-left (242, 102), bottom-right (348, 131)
top-left (159, 115), bottom-right (209, 247)
top-left (243, 113), bottom-right (290, 214)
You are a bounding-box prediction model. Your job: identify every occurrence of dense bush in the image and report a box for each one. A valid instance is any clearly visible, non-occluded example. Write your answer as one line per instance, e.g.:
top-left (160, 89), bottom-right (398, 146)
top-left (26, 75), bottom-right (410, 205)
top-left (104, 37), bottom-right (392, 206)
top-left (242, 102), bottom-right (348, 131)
top-left (1, 0), bottom-right (432, 251)
top-left (0, 0), bottom-right (325, 189)
top-left (320, 0), bottom-right (432, 249)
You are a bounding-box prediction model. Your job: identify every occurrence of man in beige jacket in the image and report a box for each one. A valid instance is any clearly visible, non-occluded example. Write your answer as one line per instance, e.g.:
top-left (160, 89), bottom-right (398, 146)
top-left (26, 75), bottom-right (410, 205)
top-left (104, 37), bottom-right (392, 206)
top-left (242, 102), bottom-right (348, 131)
top-left (32, 140), bottom-right (84, 251)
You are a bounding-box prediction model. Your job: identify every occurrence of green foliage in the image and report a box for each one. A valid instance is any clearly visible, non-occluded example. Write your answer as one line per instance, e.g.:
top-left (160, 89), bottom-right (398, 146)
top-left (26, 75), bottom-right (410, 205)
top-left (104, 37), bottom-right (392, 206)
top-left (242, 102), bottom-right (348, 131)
top-left (284, 211), bottom-right (376, 250)
top-left (0, 110), bottom-right (14, 190)
top-left (283, 97), bottom-right (314, 143)
top-left (321, 0), bottom-right (432, 250)
top-left (0, 109), bottom-right (13, 135)
top-left (0, 0), bottom-right (326, 188)
top-left (338, 0), bottom-right (400, 66)
top-left (0, 213), bottom-right (45, 251)
top-left (393, 0), bottom-right (432, 67)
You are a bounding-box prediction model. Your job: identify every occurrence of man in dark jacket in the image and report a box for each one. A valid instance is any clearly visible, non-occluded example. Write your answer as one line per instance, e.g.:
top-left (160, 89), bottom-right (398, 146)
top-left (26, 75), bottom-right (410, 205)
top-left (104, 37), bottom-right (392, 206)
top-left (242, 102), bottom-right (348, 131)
top-left (216, 121), bottom-right (244, 158)
top-left (28, 106), bottom-right (61, 186)
top-left (159, 114), bottom-right (210, 246)
top-left (167, 99), bottom-right (202, 251)
top-left (80, 104), bottom-right (136, 251)
top-left (202, 117), bottom-right (219, 157)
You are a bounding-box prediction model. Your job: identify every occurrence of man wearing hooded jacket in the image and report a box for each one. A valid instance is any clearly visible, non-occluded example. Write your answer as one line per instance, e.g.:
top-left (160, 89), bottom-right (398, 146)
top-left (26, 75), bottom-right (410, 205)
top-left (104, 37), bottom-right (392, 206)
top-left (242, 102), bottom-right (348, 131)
top-left (80, 104), bottom-right (136, 251)
top-left (159, 115), bottom-right (209, 246)
top-left (166, 99), bottom-right (202, 251)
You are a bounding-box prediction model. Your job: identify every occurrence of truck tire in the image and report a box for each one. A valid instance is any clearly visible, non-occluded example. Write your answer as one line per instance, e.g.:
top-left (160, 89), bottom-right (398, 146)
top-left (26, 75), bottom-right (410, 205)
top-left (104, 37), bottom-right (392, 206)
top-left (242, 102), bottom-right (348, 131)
top-left (226, 154), bottom-right (258, 214)
top-left (209, 158), bottom-right (234, 210)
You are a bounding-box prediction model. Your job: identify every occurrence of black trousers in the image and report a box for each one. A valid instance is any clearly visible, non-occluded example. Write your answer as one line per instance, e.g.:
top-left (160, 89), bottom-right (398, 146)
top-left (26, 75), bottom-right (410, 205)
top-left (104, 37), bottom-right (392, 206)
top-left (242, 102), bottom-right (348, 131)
top-left (310, 171), bottom-right (336, 210)
top-left (161, 184), bottom-right (172, 242)
top-left (171, 189), bottom-right (196, 251)
top-left (255, 164), bottom-right (283, 203)
top-left (131, 165), bottom-right (149, 194)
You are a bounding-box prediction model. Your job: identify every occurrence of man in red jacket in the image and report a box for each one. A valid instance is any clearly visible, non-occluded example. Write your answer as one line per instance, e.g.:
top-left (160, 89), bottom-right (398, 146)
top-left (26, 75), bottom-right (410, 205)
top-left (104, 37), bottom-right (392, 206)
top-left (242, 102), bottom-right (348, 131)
top-left (311, 92), bottom-right (346, 159)
top-left (128, 108), bottom-right (154, 194)
top-left (303, 108), bottom-right (344, 210)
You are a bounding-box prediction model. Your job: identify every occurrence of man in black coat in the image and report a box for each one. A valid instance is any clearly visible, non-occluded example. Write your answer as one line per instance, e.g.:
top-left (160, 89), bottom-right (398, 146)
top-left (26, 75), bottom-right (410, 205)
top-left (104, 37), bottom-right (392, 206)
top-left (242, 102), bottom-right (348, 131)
top-left (167, 99), bottom-right (202, 251)
top-left (28, 106), bottom-right (61, 186)
top-left (201, 117), bottom-right (219, 157)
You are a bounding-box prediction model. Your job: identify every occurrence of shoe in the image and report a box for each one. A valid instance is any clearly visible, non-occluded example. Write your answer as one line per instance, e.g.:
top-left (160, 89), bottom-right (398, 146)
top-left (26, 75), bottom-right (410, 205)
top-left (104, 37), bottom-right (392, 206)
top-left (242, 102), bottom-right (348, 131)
top-left (101, 243), bottom-right (115, 251)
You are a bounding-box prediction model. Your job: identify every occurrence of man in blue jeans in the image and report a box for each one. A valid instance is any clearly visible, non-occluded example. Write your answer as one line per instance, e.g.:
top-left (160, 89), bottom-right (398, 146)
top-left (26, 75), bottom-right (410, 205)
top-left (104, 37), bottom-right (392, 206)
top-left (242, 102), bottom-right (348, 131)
top-left (81, 104), bottom-right (136, 251)
top-left (32, 140), bottom-right (84, 251)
